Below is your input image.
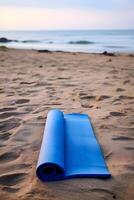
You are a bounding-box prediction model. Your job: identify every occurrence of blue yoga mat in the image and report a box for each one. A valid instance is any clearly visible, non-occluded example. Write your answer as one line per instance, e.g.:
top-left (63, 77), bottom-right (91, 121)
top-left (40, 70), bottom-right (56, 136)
top-left (36, 109), bottom-right (110, 181)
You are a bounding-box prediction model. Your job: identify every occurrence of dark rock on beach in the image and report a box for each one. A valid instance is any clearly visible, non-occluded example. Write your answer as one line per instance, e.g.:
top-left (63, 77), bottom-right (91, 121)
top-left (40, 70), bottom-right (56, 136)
top-left (0, 37), bottom-right (18, 43)
top-left (37, 50), bottom-right (51, 53)
top-left (102, 51), bottom-right (115, 56)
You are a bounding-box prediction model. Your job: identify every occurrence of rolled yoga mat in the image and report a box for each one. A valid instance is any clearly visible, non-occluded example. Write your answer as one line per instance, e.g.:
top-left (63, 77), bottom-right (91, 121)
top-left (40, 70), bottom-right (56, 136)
top-left (36, 109), bottom-right (110, 181)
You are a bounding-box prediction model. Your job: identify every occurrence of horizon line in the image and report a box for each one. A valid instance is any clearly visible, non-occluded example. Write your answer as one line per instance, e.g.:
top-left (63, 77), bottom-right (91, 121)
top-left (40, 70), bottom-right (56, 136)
top-left (0, 28), bottom-right (134, 31)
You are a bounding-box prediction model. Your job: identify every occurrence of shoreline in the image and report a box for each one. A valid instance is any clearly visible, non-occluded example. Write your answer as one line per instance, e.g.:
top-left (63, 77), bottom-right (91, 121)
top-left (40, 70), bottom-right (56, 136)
top-left (1, 45), bottom-right (134, 56)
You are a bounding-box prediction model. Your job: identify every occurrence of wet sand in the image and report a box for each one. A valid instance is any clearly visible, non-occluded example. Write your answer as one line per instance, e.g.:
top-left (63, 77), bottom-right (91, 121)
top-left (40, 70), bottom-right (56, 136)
top-left (0, 47), bottom-right (134, 200)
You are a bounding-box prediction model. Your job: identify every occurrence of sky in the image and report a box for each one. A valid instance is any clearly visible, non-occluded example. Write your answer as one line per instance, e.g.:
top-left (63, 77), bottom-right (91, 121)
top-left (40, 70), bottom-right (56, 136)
top-left (0, 0), bottom-right (134, 30)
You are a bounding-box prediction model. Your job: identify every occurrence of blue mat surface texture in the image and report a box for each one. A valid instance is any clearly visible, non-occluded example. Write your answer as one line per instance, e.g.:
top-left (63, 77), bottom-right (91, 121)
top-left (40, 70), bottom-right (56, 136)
top-left (36, 109), bottom-right (110, 181)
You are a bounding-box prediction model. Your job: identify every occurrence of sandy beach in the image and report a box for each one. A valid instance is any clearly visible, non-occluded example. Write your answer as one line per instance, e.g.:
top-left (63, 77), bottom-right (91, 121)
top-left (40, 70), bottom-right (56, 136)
top-left (0, 47), bottom-right (134, 200)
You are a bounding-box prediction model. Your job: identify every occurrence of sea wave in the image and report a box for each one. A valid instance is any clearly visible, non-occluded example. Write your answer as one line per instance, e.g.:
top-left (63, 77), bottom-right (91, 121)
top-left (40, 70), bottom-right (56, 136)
top-left (68, 40), bottom-right (95, 45)
top-left (21, 40), bottom-right (40, 43)
top-left (105, 45), bottom-right (127, 49)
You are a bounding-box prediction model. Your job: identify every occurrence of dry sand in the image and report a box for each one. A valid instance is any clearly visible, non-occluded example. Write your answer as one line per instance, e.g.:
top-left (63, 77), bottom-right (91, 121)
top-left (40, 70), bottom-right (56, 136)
top-left (0, 47), bottom-right (134, 200)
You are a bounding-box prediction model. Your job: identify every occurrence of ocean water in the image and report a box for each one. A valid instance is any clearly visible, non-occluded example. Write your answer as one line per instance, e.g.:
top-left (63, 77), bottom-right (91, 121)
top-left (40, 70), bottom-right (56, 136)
top-left (0, 30), bottom-right (134, 53)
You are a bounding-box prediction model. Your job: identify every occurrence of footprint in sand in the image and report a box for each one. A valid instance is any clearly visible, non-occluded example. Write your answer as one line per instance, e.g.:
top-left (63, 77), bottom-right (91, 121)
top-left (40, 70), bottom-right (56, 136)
top-left (79, 94), bottom-right (96, 100)
top-left (110, 112), bottom-right (125, 116)
top-left (119, 95), bottom-right (134, 100)
top-left (0, 118), bottom-right (21, 132)
top-left (15, 99), bottom-right (30, 104)
top-left (81, 104), bottom-right (94, 108)
top-left (57, 76), bottom-right (71, 80)
top-left (0, 173), bottom-right (27, 186)
top-left (112, 136), bottom-right (134, 141)
top-left (0, 132), bottom-right (11, 141)
top-left (0, 89), bottom-right (4, 93)
top-left (116, 88), bottom-right (125, 92)
top-left (20, 81), bottom-right (36, 85)
top-left (2, 186), bottom-right (19, 193)
top-left (8, 99), bottom-right (30, 105)
top-left (0, 112), bottom-right (28, 119)
top-left (0, 107), bottom-right (16, 112)
top-left (79, 93), bottom-right (111, 108)
top-left (80, 94), bottom-right (110, 101)
top-left (96, 95), bottom-right (111, 101)
top-left (124, 147), bottom-right (134, 151)
top-left (0, 152), bottom-right (20, 163)
top-left (123, 80), bottom-right (130, 84)
top-left (78, 94), bottom-right (95, 108)
top-left (62, 83), bottom-right (76, 87)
